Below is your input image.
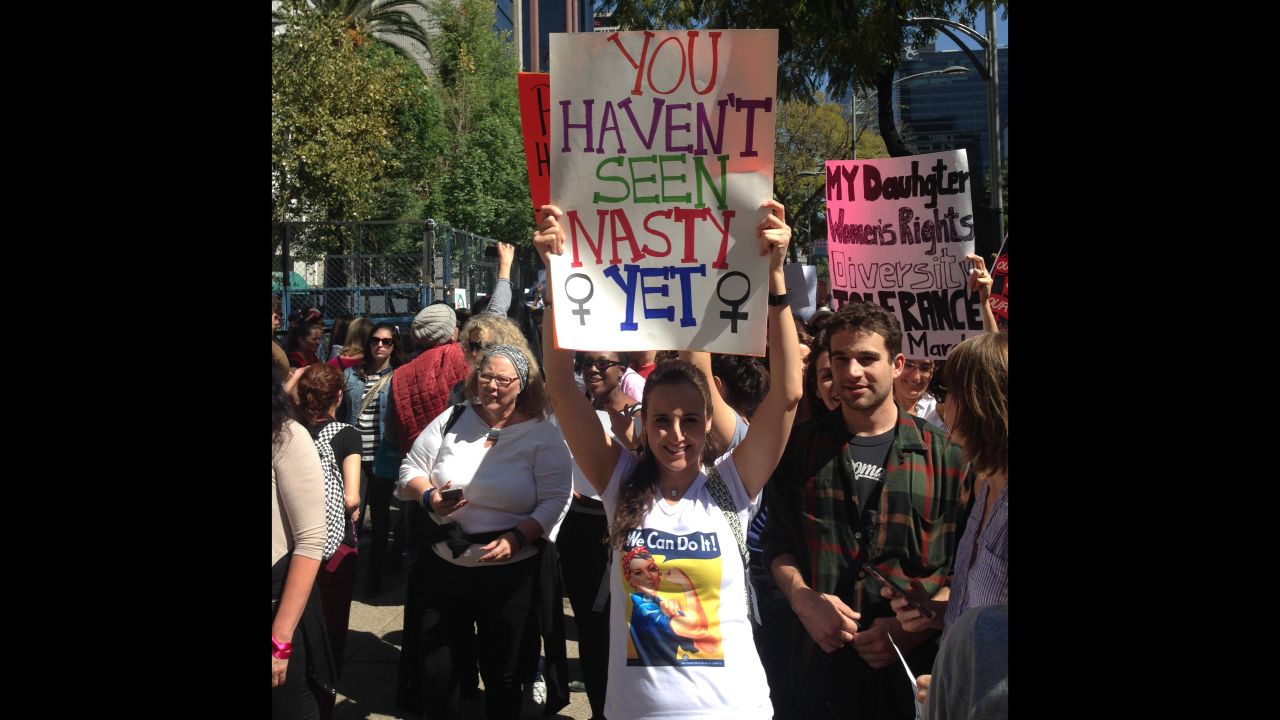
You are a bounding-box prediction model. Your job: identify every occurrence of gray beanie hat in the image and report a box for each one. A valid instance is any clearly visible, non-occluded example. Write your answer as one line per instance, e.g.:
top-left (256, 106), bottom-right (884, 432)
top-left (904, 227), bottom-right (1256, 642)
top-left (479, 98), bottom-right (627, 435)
top-left (411, 304), bottom-right (457, 346)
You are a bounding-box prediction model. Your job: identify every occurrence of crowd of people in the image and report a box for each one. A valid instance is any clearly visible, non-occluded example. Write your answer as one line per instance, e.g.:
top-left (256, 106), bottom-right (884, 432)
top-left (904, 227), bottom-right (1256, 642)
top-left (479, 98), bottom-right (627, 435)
top-left (271, 208), bottom-right (1007, 720)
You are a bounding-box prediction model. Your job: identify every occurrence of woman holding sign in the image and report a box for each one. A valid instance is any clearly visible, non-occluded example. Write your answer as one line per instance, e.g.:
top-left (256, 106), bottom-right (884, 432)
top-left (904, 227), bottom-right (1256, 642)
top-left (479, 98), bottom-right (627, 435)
top-left (534, 200), bottom-right (802, 720)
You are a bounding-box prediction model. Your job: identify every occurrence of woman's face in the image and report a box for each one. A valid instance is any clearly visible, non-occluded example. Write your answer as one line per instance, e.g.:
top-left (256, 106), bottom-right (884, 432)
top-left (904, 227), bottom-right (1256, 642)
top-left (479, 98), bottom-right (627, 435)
top-left (370, 329), bottom-right (395, 364)
top-left (894, 359), bottom-right (935, 409)
top-left (477, 355), bottom-right (521, 414)
top-left (627, 556), bottom-right (661, 594)
top-left (644, 382), bottom-right (711, 475)
top-left (303, 327), bottom-right (322, 354)
top-left (581, 352), bottom-right (625, 398)
top-left (815, 350), bottom-right (839, 411)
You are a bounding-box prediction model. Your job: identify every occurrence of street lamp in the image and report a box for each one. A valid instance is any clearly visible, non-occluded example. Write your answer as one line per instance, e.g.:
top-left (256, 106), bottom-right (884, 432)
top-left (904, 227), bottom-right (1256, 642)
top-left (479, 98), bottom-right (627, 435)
top-left (851, 66), bottom-right (970, 158)
top-left (909, 10), bottom-right (1004, 245)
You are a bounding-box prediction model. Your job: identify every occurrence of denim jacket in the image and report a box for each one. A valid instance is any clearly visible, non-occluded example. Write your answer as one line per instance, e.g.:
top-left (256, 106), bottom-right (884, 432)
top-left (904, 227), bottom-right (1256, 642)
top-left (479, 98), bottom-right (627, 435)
top-left (340, 365), bottom-right (393, 439)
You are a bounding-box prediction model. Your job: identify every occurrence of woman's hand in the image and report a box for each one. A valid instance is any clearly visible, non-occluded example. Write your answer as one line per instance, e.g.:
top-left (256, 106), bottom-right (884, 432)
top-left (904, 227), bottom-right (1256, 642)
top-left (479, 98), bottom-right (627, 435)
top-left (272, 656), bottom-right (287, 688)
top-left (879, 579), bottom-right (945, 633)
top-left (758, 199), bottom-right (791, 272)
top-left (477, 532), bottom-right (518, 562)
top-left (659, 598), bottom-right (683, 618)
top-left (428, 481), bottom-right (469, 515)
top-left (966, 253), bottom-right (993, 301)
top-left (916, 674), bottom-right (932, 706)
top-left (533, 205), bottom-right (566, 265)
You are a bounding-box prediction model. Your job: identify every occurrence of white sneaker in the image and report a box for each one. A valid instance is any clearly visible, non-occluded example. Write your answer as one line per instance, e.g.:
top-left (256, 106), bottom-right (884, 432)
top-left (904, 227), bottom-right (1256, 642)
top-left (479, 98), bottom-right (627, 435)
top-left (526, 673), bottom-right (547, 706)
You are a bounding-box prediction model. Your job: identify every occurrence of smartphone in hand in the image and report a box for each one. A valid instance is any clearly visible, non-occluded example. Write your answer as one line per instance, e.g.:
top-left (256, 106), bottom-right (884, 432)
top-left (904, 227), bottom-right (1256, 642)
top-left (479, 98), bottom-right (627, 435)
top-left (861, 562), bottom-right (934, 619)
top-left (440, 487), bottom-right (464, 503)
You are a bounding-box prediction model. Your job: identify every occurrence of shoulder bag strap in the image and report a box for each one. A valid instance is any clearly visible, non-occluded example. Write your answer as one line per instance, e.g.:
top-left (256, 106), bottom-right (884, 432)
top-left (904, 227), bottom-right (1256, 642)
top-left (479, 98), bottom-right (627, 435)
top-left (705, 464), bottom-right (758, 623)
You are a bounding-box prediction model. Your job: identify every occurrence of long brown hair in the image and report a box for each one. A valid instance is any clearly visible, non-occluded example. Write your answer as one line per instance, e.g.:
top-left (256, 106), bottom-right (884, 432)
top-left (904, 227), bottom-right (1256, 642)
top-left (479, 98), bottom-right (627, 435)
top-left (941, 333), bottom-right (1008, 478)
top-left (608, 360), bottom-right (720, 549)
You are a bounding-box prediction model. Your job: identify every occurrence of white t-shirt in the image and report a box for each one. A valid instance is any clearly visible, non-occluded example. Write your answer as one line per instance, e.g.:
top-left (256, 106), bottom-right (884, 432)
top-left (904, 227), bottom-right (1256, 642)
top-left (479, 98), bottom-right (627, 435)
top-left (910, 392), bottom-right (948, 432)
top-left (602, 450), bottom-right (771, 720)
top-left (396, 405), bottom-right (573, 567)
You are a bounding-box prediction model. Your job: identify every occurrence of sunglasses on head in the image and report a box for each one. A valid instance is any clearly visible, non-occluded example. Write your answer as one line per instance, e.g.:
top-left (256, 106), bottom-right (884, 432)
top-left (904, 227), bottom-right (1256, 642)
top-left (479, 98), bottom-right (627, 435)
top-left (372, 337), bottom-right (395, 347)
top-left (468, 341), bottom-right (493, 353)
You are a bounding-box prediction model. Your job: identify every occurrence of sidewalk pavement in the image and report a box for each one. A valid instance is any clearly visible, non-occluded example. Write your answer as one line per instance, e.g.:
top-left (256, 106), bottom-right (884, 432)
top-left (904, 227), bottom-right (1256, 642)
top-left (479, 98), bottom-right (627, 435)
top-left (333, 530), bottom-right (592, 720)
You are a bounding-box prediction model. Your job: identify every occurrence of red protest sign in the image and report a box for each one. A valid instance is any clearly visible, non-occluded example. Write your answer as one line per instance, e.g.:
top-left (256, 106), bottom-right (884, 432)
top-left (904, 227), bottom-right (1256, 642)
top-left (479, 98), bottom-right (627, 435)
top-left (518, 72), bottom-right (551, 222)
top-left (990, 238), bottom-right (1008, 328)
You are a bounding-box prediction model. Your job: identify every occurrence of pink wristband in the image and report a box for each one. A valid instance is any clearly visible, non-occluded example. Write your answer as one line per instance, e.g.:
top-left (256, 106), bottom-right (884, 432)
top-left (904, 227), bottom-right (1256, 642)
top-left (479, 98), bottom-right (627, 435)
top-left (271, 635), bottom-right (293, 660)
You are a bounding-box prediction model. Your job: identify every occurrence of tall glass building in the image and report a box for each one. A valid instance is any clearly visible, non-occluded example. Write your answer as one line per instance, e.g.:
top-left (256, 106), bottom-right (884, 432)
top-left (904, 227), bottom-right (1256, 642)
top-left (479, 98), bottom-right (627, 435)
top-left (896, 44), bottom-right (1008, 252)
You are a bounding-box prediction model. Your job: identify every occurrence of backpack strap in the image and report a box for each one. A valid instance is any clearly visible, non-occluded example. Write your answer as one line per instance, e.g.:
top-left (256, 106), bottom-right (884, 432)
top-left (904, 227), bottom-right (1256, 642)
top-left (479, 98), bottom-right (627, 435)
top-left (442, 403), bottom-right (468, 436)
top-left (704, 464), bottom-right (758, 623)
top-left (314, 421), bottom-right (349, 560)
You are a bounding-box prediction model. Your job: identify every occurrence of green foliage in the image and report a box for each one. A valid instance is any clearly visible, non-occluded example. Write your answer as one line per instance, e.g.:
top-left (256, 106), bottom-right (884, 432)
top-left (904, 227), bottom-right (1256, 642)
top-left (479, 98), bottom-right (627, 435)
top-left (272, 0), bottom-right (433, 64)
top-left (602, 1), bottom-right (1007, 158)
top-left (422, 0), bottom-right (530, 248)
top-left (773, 96), bottom-right (888, 256)
top-left (272, 0), bottom-right (408, 238)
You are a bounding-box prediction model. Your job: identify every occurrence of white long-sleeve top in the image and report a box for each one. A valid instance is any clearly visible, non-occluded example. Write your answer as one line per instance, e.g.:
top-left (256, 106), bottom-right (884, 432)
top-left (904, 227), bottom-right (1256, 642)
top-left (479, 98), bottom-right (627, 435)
top-left (397, 404), bottom-right (573, 566)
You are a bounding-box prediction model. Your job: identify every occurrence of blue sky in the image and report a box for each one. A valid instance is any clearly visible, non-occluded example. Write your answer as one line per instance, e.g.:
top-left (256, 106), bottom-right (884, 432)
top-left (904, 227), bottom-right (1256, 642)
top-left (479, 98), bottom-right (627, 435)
top-left (932, 10), bottom-right (1008, 51)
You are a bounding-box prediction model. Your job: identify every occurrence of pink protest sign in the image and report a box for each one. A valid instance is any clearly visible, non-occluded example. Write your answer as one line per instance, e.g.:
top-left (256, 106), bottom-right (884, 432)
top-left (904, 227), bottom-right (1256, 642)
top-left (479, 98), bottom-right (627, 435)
top-left (823, 150), bottom-right (982, 359)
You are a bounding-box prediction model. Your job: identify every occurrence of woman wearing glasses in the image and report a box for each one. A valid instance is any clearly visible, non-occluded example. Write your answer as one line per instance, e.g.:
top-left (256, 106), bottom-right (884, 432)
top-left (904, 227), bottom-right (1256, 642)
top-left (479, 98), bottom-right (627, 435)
top-left (393, 344), bottom-right (572, 720)
top-left (893, 358), bottom-right (948, 431)
top-left (340, 323), bottom-right (402, 591)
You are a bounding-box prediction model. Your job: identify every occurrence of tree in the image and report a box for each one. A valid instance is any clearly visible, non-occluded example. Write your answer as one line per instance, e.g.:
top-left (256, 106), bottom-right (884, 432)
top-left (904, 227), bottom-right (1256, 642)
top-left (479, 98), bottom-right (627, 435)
top-left (772, 96), bottom-right (887, 257)
top-left (273, 1), bottom-right (406, 230)
top-left (601, 1), bottom-right (1006, 157)
top-left (272, 0), bottom-right (432, 64)
top-left (421, 0), bottom-right (530, 249)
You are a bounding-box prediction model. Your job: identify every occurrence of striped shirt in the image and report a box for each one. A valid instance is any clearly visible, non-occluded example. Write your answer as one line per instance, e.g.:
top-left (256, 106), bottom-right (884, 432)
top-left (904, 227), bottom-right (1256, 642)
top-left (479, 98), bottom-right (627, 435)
top-left (943, 481), bottom-right (1008, 636)
top-left (355, 374), bottom-right (384, 461)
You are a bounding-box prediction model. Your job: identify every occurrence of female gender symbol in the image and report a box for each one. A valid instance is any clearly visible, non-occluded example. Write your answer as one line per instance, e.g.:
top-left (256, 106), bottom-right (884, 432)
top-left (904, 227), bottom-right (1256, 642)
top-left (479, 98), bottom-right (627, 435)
top-left (716, 271), bottom-right (751, 333)
top-left (564, 273), bottom-right (594, 325)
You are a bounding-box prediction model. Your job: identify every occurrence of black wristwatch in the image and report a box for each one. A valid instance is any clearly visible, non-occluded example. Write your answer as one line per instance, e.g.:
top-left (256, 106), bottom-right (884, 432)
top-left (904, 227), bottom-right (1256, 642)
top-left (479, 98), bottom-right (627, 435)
top-left (767, 291), bottom-right (791, 307)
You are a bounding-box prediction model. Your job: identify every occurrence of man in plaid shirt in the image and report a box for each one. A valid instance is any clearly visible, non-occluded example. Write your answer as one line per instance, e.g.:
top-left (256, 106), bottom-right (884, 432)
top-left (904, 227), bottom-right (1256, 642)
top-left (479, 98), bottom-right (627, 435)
top-left (762, 302), bottom-right (967, 720)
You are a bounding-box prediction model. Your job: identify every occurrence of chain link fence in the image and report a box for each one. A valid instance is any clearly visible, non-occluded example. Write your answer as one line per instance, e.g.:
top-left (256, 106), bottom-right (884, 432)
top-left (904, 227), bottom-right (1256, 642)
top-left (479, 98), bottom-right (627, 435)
top-left (271, 219), bottom-right (502, 331)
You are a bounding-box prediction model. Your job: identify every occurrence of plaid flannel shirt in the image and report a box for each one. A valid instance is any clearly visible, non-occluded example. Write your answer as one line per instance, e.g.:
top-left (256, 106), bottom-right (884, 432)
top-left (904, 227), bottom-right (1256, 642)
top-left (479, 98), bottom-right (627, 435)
top-left (761, 406), bottom-right (967, 613)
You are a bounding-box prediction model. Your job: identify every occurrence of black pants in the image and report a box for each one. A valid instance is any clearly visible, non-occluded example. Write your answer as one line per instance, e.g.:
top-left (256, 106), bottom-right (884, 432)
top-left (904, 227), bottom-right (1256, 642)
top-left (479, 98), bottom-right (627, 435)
top-left (409, 549), bottom-right (539, 720)
top-left (366, 466), bottom-right (407, 587)
top-left (557, 508), bottom-right (610, 719)
top-left (271, 629), bottom-right (320, 720)
top-left (791, 619), bottom-right (938, 720)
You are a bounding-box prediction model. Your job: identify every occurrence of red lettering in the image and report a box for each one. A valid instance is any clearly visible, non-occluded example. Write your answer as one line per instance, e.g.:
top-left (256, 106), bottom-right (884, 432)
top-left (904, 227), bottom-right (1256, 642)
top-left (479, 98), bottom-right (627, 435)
top-left (687, 31), bottom-right (721, 95)
top-left (646, 36), bottom-right (687, 95)
top-left (567, 209), bottom-right (609, 267)
top-left (608, 209), bottom-right (646, 265)
top-left (607, 31), bottom-right (656, 96)
top-left (642, 210), bottom-right (674, 258)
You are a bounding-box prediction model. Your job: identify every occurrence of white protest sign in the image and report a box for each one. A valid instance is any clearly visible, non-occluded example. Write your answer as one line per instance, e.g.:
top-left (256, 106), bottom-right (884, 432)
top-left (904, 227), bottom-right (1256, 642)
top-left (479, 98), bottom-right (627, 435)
top-left (824, 150), bottom-right (981, 359)
top-left (549, 29), bottom-right (778, 355)
top-left (783, 263), bottom-right (817, 322)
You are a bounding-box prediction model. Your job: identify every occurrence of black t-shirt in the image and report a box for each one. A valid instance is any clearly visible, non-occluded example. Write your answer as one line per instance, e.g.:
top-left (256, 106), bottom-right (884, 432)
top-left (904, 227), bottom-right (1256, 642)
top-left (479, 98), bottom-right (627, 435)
top-left (310, 420), bottom-right (363, 463)
top-left (847, 428), bottom-right (895, 515)
top-left (834, 428), bottom-right (896, 604)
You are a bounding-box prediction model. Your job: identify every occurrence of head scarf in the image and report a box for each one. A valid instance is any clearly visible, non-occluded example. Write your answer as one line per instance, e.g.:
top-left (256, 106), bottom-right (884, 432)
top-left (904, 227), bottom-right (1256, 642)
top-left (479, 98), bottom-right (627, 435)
top-left (480, 344), bottom-right (530, 391)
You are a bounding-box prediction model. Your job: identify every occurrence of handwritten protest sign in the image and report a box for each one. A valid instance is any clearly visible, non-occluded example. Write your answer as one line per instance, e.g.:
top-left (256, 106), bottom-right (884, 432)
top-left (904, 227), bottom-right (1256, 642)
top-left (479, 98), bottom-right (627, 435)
top-left (548, 30), bottom-right (778, 354)
top-left (990, 237), bottom-right (1008, 331)
top-left (518, 72), bottom-right (551, 222)
top-left (824, 150), bottom-right (981, 359)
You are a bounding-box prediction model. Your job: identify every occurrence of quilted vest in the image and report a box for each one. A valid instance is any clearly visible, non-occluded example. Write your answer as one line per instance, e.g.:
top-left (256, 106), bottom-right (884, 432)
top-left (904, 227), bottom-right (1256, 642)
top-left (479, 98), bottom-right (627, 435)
top-left (391, 342), bottom-right (471, 454)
